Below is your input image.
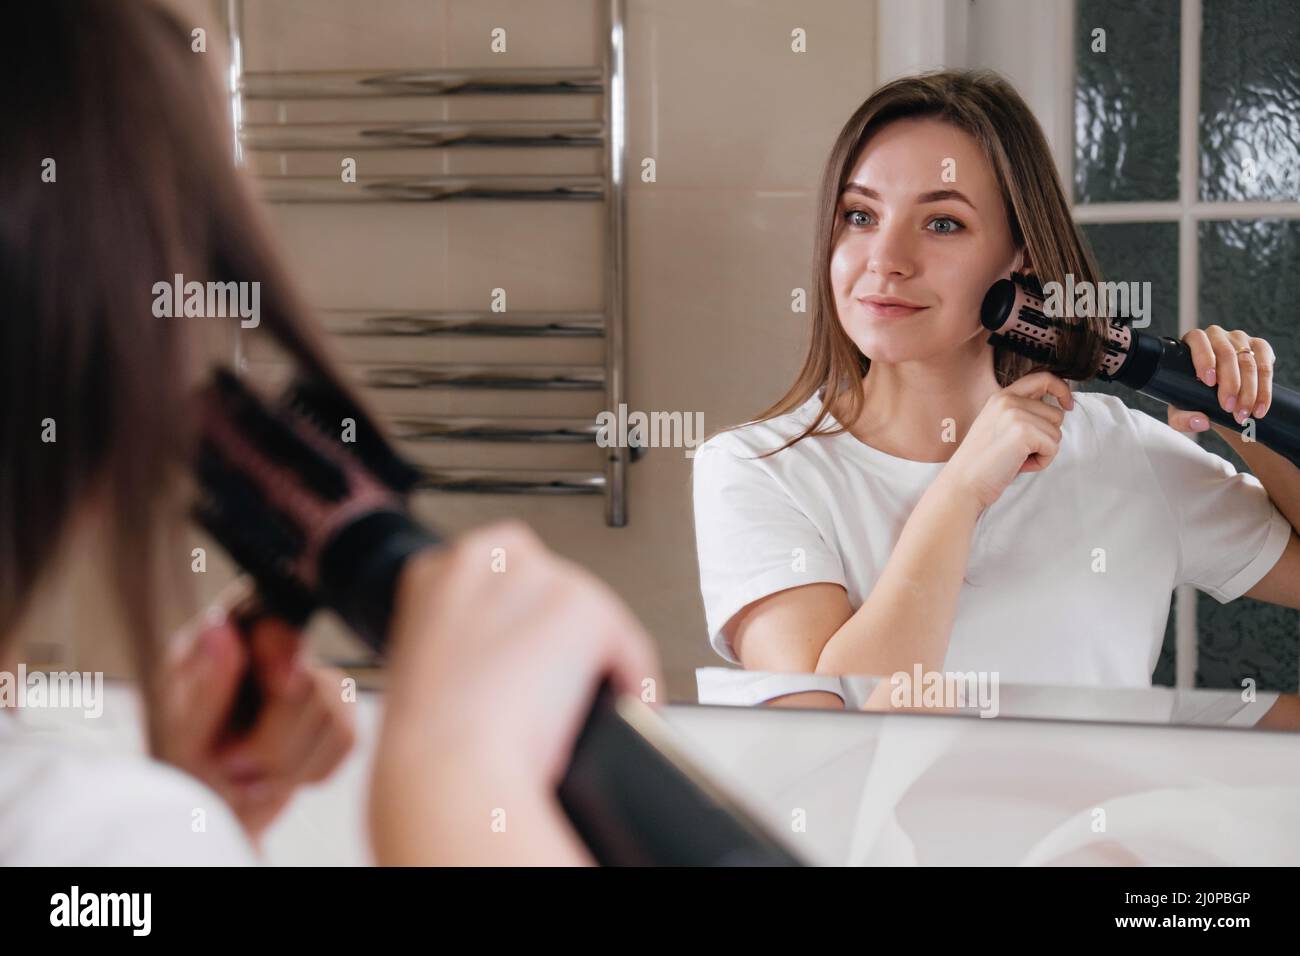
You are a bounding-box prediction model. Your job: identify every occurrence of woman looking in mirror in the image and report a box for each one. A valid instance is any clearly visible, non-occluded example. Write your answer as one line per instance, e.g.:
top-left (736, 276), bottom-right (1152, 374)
top-left (693, 70), bottom-right (1300, 709)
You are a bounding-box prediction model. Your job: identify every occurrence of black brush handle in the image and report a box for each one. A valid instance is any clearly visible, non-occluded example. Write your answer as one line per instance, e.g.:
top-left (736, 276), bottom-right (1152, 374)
top-left (227, 606), bottom-right (265, 737)
top-left (1113, 333), bottom-right (1300, 469)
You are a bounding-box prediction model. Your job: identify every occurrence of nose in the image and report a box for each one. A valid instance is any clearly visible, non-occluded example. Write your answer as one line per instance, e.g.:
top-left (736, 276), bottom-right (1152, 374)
top-left (865, 218), bottom-right (916, 281)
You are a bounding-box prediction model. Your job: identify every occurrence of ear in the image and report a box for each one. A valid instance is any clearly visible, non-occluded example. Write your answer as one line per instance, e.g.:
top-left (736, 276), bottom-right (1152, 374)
top-left (1016, 247), bottom-right (1034, 276)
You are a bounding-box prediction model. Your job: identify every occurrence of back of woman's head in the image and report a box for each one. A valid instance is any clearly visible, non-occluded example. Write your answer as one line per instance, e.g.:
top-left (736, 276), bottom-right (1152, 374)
top-left (0, 0), bottom-right (353, 737)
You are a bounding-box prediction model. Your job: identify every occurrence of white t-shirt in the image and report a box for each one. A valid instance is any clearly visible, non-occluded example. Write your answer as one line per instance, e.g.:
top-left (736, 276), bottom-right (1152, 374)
top-left (692, 390), bottom-right (1292, 687)
top-left (0, 712), bottom-right (258, 865)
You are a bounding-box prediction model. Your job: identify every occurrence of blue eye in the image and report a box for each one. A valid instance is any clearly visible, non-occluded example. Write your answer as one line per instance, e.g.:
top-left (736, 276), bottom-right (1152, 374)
top-left (843, 209), bottom-right (873, 227)
top-left (927, 216), bottom-right (964, 234)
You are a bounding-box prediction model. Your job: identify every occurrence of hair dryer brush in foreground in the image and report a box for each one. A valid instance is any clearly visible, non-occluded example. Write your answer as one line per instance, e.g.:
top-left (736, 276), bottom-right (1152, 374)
top-left (192, 368), bottom-right (804, 867)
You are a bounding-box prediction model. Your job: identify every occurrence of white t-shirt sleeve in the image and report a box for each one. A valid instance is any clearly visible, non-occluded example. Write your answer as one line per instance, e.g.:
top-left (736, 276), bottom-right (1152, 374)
top-left (1126, 404), bottom-right (1291, 602)
top-left (692, 435), bottom-right (847, 663)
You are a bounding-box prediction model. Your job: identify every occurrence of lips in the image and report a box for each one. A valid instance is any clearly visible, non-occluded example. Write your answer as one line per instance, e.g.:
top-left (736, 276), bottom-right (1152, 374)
top-left (857, 296), bottom-right (927, 319)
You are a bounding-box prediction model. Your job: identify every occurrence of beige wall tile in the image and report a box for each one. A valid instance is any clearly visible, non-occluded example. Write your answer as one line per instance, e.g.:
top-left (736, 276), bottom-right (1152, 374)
top-left (242, 0), bottom-right (447, 70)
top-left (626, 0), bottom-right (874, 191)
top-left (444, 0), bottom-right (601, 68)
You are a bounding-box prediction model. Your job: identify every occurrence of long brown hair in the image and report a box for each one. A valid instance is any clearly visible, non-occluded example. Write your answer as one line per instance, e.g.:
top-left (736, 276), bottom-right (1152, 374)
top-left (0, 0), bottom-right (373, 750)
top-left (749, 68), bottom-right (1108, 456)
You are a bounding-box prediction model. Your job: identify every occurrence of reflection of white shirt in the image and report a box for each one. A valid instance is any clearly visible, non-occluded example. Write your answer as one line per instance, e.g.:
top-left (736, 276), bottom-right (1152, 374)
top-left (0, 713), bottom-right (257, 865)
top-left (692, 391), bottom-right (1291, 687)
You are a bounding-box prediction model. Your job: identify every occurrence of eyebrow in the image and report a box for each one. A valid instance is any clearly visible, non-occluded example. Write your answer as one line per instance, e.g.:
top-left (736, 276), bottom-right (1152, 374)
top-left (841, 182), bottom-right (977, 211)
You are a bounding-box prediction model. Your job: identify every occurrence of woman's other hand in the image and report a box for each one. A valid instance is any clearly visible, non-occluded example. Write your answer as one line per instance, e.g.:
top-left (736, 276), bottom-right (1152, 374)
top-left (158, 613), bottom-right (356, 845)
top-left (1169, 326), bottom-right (1276, 434)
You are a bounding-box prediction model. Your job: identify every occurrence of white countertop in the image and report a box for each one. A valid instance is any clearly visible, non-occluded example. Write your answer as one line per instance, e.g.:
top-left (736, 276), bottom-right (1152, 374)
top-left (14, 681), bottom-right (1300, 865)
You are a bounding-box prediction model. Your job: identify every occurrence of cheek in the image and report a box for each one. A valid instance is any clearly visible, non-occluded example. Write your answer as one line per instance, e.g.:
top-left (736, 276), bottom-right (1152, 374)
top-left (828, 241), bottom-right (859, 294)
top-left (933, 262), bottom-right (979, 312)
top-left (930, 246), bottom-right (1002, 321)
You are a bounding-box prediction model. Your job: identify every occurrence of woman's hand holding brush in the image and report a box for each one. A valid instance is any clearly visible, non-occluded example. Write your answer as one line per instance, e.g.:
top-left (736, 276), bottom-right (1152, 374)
top-left (158, 603), bottom-right (357, 845)
top-left (942, 370), bottom-right (1076, 512)
top-left (1167, 325), bottom-right (1277, 436)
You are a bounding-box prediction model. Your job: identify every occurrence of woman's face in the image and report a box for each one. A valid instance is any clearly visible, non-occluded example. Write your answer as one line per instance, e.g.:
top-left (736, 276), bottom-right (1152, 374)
top-left (830, 116), bottom-right (1024, 366)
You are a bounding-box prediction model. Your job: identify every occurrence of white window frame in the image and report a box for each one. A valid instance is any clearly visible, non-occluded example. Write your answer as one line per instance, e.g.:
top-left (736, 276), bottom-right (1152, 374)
top-left (876, 0), bottom-right (1300, 689)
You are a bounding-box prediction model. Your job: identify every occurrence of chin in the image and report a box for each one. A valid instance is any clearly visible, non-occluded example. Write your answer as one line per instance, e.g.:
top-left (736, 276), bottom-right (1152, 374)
top-left (846, 329), bottom-right (938, 365)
